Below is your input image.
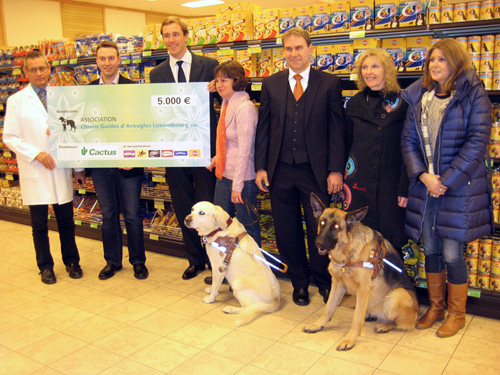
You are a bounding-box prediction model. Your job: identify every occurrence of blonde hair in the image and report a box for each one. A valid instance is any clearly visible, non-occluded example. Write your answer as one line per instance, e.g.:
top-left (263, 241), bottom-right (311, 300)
top-left (423, 38), bottom-right (472, 93)
top-left (354, 48), bottom-right (400, 94)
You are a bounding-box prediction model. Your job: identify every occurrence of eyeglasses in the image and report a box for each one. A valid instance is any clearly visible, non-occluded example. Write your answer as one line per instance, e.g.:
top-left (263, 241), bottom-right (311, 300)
top-left (26, 67), bottom-right (49, 73)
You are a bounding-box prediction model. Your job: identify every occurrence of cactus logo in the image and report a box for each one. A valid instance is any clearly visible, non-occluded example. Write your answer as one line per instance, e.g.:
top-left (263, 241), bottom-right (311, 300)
top-left (81, 146), bottom-right (89, 156)
top-left (79, 145), bottom-right (118, 158)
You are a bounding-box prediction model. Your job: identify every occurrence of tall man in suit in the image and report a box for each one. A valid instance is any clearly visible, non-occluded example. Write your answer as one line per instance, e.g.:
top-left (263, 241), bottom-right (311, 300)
top-left (150, 17), bottom-right (219, 280)
top-left (89, 41), bottom-right (148, 280)
top-left (3, 51), bottom-right (84, 284)
top-left (255, 28), bottom-right (346, 306)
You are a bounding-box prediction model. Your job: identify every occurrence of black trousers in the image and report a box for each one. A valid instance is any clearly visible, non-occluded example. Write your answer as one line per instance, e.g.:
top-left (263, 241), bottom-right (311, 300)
top-left (29, 201), bottom-right (80, 271)
top-left (269, 161), bottom-right (331, 291)
top-left (166, 166), bottom-right (215, 267)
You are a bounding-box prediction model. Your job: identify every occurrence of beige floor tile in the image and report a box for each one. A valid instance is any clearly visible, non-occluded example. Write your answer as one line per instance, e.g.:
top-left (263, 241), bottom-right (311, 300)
top-left (358, 320), bottom-right (406, 344)
top-left (133, 286), bottom-right (188, 308)
top-left (64, 315), bottom-right (126, 343)
top-left (304, 355), bottom-right (375, 375)
top-left (0, 310), bottom-right (31, 333)
top-left (236, 365), bottom-right (281, 375)
top-left (31, 367), bottom-right (64, 375)
top-left (129, 337), bottom-right (200, 373)
top-left (49, 345), bottom-right (123, 375)
top-left (0, 280), bottom-right (19, 294)
top-left (104, 279), bottom-right (159, 299)
top-left (20, 275), bottom-right (75, 297)
top-left (251, 342), bottom-right (322, 375)
top-left (99, 300), bottom-right (158, 324)
top-left (279, 322), bottom-right (343, 354)
top-left (45, 283), bottom-right (100, 305)
top-left (17, 332), bottom-right (88, 365)
top-left (272, 298), bottom-right (323, 322)
top-left (302, 305), bottom-right (353, 333)
top-left (1, 351), bottom-right (45, 375)
top-left (9, 296), bottom-right (68, 320)
top-left (75, 273), bottom-right (129, 292)
top-left (378, 345), bottom-right (449, 375)
top-left (34, 305), bottom-right (94, 331)
top-left (0, 344), bottom-right (14, 357)
top-left (97, 359), bottom-right (164, 375)
top-left (452, 335), bottom-right (500, 370)
top-left (93, 326), bottom-right (162, 357)
top-left (2, 288), bottom-right (47, 310)
top-left (326, 335), bottom-right (395, 368)
top-left (167, 318), bottom-right (232, 349)
top-left (132, 267), bottom-right (179, 286)
top-left (131, 309), bottom-right (194, 336)
top-left (397, 326), bottom-right (462, 356)
top-left (77, 291), bottom-right (128, 314)
top-left (168, 350), bottom-right (245, 375)
top-left (464, 315), bottom-right (500, 343)
top-left (164, 294), bottom-right (222, 318)
top-left (164, 273), bottom-right (209, 294)
top-left (198, 302), bottom-right (243, 328)
top-left (372, 370), bottom-right (399, 375)
top-left (207, 330), bottom-right (274, 364)
top-left (237, 313), bottom-right (300, 340)
top-left (443, 358), bottom-right (500, 375)
top-left (1, 321), bottom-right (57, 351)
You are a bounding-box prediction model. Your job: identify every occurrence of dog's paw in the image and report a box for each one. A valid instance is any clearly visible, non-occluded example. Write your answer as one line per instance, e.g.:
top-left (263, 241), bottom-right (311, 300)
top-left (204, 287), bottom-right (212, 294)
top-left (203, 296), bottom-right (216, 304)
top-left (375, 322), bottom-right (395, 333)
top-left (302, 323), bottom-right (323, 333)
top-left (336, 338), bottom-right (356, 351)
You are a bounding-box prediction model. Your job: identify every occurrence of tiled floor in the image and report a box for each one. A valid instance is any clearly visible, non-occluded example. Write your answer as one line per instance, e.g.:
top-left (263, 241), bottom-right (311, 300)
top-left (1, 219), bottom-right (500, 375)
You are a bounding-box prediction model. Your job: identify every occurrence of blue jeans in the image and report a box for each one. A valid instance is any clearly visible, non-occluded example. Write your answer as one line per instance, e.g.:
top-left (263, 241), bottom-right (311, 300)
top-left (214, 177), bottom-right (261, 246)
top-left (92, 168), bottom-right (145, 266)
top-left (421, 197), bottom-right (468, 284)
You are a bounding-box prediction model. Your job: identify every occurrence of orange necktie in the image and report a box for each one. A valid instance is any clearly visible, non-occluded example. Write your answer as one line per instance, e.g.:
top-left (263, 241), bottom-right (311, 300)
top-left (215, 102), bottom-right (229, 180)
top-left (293, 74), bottom-right (303, 101)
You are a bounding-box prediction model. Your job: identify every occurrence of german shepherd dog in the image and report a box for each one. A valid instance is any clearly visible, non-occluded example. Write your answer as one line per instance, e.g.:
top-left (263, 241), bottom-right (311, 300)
top-left (303, 193), bottom-right (419, 351)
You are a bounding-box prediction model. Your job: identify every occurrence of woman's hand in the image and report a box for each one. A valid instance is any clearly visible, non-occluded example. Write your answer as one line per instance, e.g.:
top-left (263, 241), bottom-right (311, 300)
top-left (206, 157), bottom-right (216, 172)
top-left (398, 196), bottom-right (408, 208)
top-left (231, 190), bottom-right (243, 204)
top-left (419, 173), bottom-right (448, 198)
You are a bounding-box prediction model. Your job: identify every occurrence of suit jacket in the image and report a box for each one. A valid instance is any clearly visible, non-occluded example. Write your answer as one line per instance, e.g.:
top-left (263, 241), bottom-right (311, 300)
top-left (149, 53), bottom-right (219, 156)
top-left (255, 68), bottom-right (345, 190)
top-left (3, 84), bottom-right (74, 205)
top-left (89, 74), bottom-right (143, 178)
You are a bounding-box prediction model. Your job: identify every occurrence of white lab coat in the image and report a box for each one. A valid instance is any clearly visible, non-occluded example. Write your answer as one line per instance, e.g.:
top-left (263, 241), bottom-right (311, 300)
top-left (3, 84), bottom-right (74, 205)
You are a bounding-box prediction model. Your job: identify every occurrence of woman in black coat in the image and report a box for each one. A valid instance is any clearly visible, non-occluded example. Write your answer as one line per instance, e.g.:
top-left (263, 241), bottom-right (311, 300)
top-left (344, 48), bottom-right (409, 252)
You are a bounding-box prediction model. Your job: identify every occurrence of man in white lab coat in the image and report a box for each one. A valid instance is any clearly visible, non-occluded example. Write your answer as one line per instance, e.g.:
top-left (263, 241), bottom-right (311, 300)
top-left (3, 51), bottom-right (84, 284)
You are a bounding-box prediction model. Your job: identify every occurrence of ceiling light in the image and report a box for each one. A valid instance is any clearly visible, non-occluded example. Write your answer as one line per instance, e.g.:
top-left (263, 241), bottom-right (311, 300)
top-left (182, 0), bottom-right (224, 7)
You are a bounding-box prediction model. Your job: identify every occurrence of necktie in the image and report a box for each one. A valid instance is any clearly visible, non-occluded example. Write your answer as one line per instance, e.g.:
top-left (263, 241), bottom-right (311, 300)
top-left (293, 74), bottom-right (303, 101)
top-left (215, 102), bottom-right (229, 180)
top-left (177, 60), bottom-right (186, 83)
top-left (38, 89), bottom-right (47, 111)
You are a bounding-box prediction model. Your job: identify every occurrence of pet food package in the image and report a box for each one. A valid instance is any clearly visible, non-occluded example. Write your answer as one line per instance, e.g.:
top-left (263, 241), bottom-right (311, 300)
top-left (206, 17), bottom-right (218, 44)
top-left (193, 18), bottom-right (207, 46)
top-left (263, 8), bottom-right (279, 39)
top-left (375, 0), bottom-right (400, 28)
top-left (217, 13), bottom-right (232, 43)
top-left (236, 49), bottom-right (257, 77)
top-left (185, 19), bottom-right (194, 46)
top-left (399, 0), bottom-right (427, 27)
top-left (454, 2), bottom-right (467, 22)
top-left (331, 43), bottom-right (354, 74)
top-left (330, 1), bottom-right (351, 33)
top-left (143, 24), bottom-right (155, 50)
top-left (406, 36), bottom-right (432, 71)
top-left (231, 11), bottom-right (253, 41)
top-left (279, 8), bottom-right (295, 35)
top-left (350, 0), bottom-right (375, 31)
top-left (273, 48), bottom-right (286, 72)
top-left (353, 38), bottom-right (381, 63)
top-left (254, 12), bottom-right (265, 39)
top-left (311, 4), bottom-right (331, 34)
top-left (316, 45), bottom-right (336, 74)
top-left (258, 49), bottom-right (273, 77)
top-left (294, 6), bottom-right (313, 33)
top-left (382, 38), bottom-right (407, 72)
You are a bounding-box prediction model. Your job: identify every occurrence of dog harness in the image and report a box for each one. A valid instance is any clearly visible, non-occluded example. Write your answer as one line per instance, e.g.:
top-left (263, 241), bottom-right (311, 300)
top-left (212, 233), bottom-right (247, 266)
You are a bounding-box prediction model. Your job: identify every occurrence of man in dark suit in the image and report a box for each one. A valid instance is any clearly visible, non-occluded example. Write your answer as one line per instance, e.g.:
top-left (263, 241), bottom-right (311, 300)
top-left (150, 17), bottom-right (219, 280)
top-left (89, 41), bottom-right (148, 280)
top-left (255, 28), bottom-right (345, 306)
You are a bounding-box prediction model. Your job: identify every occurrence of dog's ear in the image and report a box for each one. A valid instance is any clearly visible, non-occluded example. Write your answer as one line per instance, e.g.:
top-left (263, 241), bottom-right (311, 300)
top-left (346, 206), bottom-right (368, 231)
top-left (310, 193), bottom-right (326, 219)
top-left (213, 205), bottom-right (230, 229)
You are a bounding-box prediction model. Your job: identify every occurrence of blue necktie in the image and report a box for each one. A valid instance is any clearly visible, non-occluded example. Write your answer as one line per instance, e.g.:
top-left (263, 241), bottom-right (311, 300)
top-left (38, 89), bottom-right (47, 111)
top-left (177, 61), bottom-right (186, 83)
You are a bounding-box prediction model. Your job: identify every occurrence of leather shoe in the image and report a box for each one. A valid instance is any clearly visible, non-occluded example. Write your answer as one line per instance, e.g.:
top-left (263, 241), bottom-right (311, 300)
top-left (293, 288), bottom-right (310, 306)
top-left (133, 263), bottom-right (149, 279)
top-left (319, 289), bottom-right (330, 304)
top-left (41, 269), bottom-right (56, 284)
top-left (66, 264), bottom-right (83, 279)
top-left (182, 264), bottom-right (205, 280)
top-left (99, 263), bottom-right (123, 280)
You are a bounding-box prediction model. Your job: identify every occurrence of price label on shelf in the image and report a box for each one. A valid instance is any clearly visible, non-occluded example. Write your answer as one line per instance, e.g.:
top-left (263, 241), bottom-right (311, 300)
top-left (0, 104), bottom-right (3, 111)
top-left (150, 234), bottom-right (159, 241)
top-left (75, 220), bottom-right (82, 226)
top-left (90, 223), bottom-right (98, 229)
top-left (12, 69), bottom-right (22, 76)
top-left (5, 173), bottom-right (14, 181)
top-left (247, 42), bottom-right (262, 54)
top-left (123, 229), bottom-right (127, 234)
top-left (52, 61), bottom-right (60, 66)
top-left (152, 174), bottom-right (166, 183)
top-left (78, 189), bottom-right (86, 194)
top-left (3, 151), bottom-right (12, 158)
top-left (276, 38), bottom-right (282, 45)
top-left (251, 82), bottom-right (262, 91)
top-left (350, 74), bottom-right (358, 81)
top-left (218, 46), bottom-right (234, 56)
top-left (60, 60), bottom-right (68, 65)
top-left (154, 199), bottom-right (165, 210)
top-left (70, 59), bottom-right (78, 65)
top-left (121, 55), bottom-right (131, 64)
top-left (349, 31), bottom-right (365, 39)
top-left (191, 47), bottom-right (204, 56)
top-left (143, 51), bottom-right (152, 57)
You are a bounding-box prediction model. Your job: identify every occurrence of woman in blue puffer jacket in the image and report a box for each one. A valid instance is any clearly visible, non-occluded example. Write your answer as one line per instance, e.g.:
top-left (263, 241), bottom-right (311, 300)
top-left (401, 38), bottom-right (492, 338)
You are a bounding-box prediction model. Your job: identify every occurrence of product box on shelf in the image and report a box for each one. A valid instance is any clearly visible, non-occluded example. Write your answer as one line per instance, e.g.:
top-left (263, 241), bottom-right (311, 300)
top-left (467, 1), bottom-right (481, 21)
top-left (193, 18), bottom-right (207, 46)
top-left (428, 1), bottom-right (440, 24)
top-left (331, 43), bottom-right (354, 74)
top-left (217, 13), bottom-right (232, 43)
top-left (353, 38), bottom-right (381, 63)
top-left (294, 6), bottom-right (313, 32)
top-left (316, 45), bottom-right (336, 74)
top-left (311, 4), bottom-right (330, 34)
top-left (236, 50), bottom-right (257, 77)
top-left (382, 38), bottom-right (407, 71)
top-left (155, 24), bottom-right (165, 50)
top-left (143, 25), bottom-right (156, 51)
top-left (263, 8), bottom-right (280, 39)
top-left (279, 8), bottom-right (295, 35)
top-left (206, 17), bottom-right (218, 44)
top-left (375, 0), bottom-right (400, 28)
top-left (231, 11), bottom-right (254, 41)
top-left (406, 35), bottom-right (432, 71)
top-left (350, 0), bottom-right (375, 31)
top-left (253, 12), bottom-right (265, 39)
top-left (258, 49), bottom-right (273, 77)
top-left (453, 2), bottom-right (467, 22)
top-left (273, 48), bottom-right (286, 73)
top-left (185, 19), bottom-right (194, 46)
top-left (330, 0), bottom-right (351, 33)
top-left (480, 0), bottom-right (495, 20)
top-left (399, 0), bottom-right (427, 27)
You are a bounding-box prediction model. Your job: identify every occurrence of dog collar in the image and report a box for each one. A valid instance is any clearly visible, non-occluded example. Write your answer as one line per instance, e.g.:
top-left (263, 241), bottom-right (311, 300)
top-left (333, 241), bottom-right (387, 280)
top-left (203, 218), bottom-right (233, 241)
top-left (212, 232), bottom-right (247, 266)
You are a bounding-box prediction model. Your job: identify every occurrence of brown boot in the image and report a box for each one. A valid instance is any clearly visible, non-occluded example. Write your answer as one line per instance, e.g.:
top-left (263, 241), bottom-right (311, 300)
top-left (416, 271), bottom-right (446, 329)
top-left (436, 283), bottom-right (468, 338)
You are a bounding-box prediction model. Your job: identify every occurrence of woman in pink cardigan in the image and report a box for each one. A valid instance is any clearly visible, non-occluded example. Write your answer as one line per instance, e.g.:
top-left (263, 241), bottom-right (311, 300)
top-left (208, 61), bottom-right (261, 245)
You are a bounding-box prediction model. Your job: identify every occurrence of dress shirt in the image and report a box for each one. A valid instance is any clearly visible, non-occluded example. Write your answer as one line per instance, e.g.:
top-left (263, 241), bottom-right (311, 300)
top-left (99, 73), bottom-right (120, 85)
top-left (288, 66), bottom-right (310, 93)
top-left (169, 51), bottom-right (192, 83)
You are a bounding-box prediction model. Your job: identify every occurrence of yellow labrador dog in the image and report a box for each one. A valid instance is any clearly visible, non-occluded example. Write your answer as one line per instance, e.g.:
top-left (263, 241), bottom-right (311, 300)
top-left (185, 201), bottom-right (280, 326)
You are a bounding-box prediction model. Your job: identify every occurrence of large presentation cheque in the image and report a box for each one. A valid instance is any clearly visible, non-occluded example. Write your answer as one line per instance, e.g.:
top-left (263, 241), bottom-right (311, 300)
top-left (48, 83), bottom-right (210, 168)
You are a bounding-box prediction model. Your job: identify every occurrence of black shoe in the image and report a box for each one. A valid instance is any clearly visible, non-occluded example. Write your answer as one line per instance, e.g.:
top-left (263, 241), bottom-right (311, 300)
top-left (203, 275), bottom-right (229, 285)
top-left (98, 263), bottom-right (123, 280)
top-left (41, 269), bottom-right (56, 284)
top-left (182, 264), bottom-right (205, 280)
top-left (319, 289), bottom-right (330, 304)
top-left (133, 263), bottom-right (149, 280)
top-left (293, 288), bottom-right (310, 306)
top-left (66, 264), bottom-right (83, 279)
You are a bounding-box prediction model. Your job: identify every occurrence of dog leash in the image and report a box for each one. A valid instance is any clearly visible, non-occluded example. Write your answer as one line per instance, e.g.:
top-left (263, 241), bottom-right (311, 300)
top-left (211, 238), bottom-right (288, 273)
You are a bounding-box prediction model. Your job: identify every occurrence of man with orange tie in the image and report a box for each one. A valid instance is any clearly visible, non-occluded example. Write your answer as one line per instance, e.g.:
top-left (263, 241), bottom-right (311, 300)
top-left (255, 28), bottom-right (346, 306)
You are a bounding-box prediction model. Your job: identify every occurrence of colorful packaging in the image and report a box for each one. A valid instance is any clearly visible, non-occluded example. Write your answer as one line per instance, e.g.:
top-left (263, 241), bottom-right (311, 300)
top-left (330, 0), bottom-right (351, 33)
top-left (353, 38), bottom-right (381, 64)
top-left (263, 8), bottom-right (279, 39)
top-left (350, 0), bottom-right (375, 31)
top-left (236, 49), bottom-right (256, 77)
top-left (428, 3), bottom-right (441, 24)
top-left (311, 4), bottom-right (330, 34)
top-left (375, 0), bottom-right (400, 28)
top-left (258, 49), bottom-right (273, 77)
top-left (185, 19), bottom-right (194, 46)
top-left (273, 48), bottom-right (286, 73)
top-left (294, 6), bottom-right (313, 33)
top-left (155, 24), bottom-right (165, 50)
top-left (316, 45), bottom-right (336, 74)
top-left (382, 38), bottom-right (407, 71)
top-left (279, 8), bottom-right (295, 35)
top-left (217, 13), bottom-right (232, 43)
top-left (206, 17), bottom-right (218, 44)
top-left (406, 35), bottom-right (432, 71)
top-left (193, 18), bottom-right (207, 46)
top-left (253, 12), bottom-right (265, 40)
top-left (441, 4), bottom-right (454, 23)
top-left (332, 43), bottom-right (354, 74)
top-left (399, 0), bottom-right (427, 27)
top-left (231, 11), bottom-right (253, 41)
top-left (480, 0), bottom-right (495, 20)
top-left (482, 35), bottom-right (495, 54)
top-left (453, 3), bottom-right (467, 22)
top-left (467, 1), bottom-right (481, 21)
